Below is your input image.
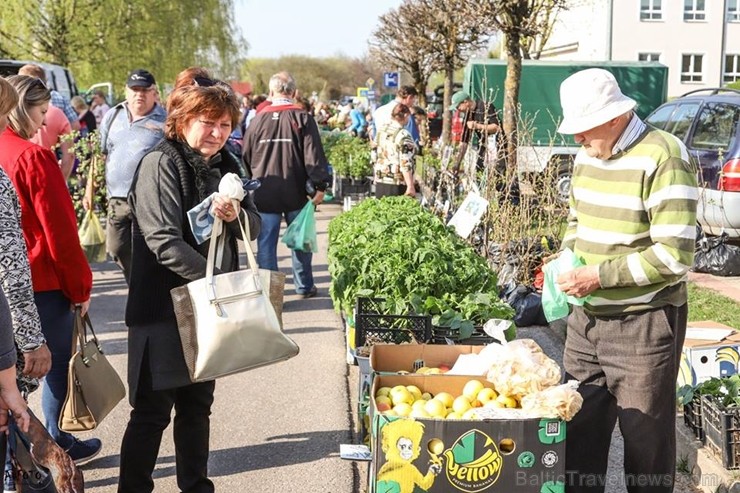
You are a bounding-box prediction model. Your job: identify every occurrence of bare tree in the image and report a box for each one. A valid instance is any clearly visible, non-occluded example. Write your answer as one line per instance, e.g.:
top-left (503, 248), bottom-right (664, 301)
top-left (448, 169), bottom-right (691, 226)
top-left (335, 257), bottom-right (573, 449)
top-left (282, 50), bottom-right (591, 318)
top-left (481, 0), bottom-right (568, 165)
top-left (405, 0), bottom-right (496, 144)
top-left (368, 3), bottom-right (438, 107)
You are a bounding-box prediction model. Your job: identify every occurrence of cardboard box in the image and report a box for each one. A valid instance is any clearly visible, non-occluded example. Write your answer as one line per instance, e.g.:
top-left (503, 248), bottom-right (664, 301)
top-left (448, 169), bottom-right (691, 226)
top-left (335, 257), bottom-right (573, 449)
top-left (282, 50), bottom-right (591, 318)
top-left (369, 375), bottom-right (566, 493)
top-left (370, 343), bottom-right (486, 374)
top-left (359, 345), bottom-right (488, 444)
top-left (679, 321), bottom-right (740, 387)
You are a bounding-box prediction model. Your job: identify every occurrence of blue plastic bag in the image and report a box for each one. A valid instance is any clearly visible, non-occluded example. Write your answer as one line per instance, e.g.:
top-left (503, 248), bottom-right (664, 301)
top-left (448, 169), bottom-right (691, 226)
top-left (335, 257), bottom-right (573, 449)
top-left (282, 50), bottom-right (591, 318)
top-left (541, 248), bottom-right (589, 322)
top-left (282, 202), bottom-right (318, 252)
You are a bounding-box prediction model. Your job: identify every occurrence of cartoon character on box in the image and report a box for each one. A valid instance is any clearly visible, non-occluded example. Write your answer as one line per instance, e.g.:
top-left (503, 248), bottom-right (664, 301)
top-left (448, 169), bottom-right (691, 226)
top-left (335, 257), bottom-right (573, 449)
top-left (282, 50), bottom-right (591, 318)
top-left (677, 346), bottom-right (740, 388)
top-left (377, 419), bottom-right (441, 493)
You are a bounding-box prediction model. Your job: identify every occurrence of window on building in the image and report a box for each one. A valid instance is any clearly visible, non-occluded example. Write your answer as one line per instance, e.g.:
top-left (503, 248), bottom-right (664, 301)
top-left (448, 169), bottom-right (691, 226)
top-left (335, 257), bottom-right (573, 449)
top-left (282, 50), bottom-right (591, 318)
top-left (640, 0), bottom-right (662, 20)
top-left (725, 55), bottom-right (740, 82)
top-left (730, 0), bottom-right (740, 22)
top-left (638, 53), bottom-right (661, 62)
top-left (684, 0), bottom-right (706, 21)
top-left (681, 54), bottom-right (704, 82)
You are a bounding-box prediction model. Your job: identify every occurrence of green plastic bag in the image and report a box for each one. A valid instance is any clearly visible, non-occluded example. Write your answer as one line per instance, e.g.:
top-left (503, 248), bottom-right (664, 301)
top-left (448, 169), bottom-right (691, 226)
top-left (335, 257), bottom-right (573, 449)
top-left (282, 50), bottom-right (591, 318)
top-left (281, 202), bottom-right (318, 252)
top-left (78, 210), bottom-right (107, 263)
top-left (542, 248), bottom-right (589, 322)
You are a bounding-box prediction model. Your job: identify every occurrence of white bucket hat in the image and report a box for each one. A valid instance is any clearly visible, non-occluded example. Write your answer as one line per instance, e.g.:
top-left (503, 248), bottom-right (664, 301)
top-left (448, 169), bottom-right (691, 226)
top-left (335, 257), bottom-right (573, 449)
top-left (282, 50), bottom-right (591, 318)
top-left (557, 68), bottom-right (636, 135)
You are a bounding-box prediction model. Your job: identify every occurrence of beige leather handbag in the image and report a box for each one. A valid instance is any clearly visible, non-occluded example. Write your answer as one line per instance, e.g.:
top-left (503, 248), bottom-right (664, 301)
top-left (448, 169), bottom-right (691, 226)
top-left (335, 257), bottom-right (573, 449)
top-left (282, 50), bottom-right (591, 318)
top-left (59, 309), bottom-right (126, 432)
top-left (170, 212), bottom-right (298, 382)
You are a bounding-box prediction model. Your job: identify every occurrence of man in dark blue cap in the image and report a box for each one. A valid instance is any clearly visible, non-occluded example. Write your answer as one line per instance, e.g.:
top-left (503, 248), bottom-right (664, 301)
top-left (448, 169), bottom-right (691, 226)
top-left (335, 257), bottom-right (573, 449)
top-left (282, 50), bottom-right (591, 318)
top-left (84, 69), bottom-right (166, 284)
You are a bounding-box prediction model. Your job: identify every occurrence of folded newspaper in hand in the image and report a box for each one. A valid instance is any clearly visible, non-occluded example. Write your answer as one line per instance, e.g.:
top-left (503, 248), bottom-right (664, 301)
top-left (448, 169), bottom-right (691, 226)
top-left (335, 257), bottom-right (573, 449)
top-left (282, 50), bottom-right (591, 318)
top-left (187, 175), bottom-right (260, 244)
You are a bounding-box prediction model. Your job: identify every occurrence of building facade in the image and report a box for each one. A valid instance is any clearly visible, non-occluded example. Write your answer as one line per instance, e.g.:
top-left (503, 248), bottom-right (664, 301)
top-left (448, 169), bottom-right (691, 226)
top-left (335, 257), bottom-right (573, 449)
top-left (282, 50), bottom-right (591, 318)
top-left (540, 0), bottom-right (740, 97)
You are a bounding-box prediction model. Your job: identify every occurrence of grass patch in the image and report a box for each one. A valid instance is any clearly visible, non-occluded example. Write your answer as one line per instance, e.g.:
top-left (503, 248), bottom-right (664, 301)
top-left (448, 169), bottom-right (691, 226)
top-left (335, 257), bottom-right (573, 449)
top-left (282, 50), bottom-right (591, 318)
top-left (688, 282), bottom-right (740, 328)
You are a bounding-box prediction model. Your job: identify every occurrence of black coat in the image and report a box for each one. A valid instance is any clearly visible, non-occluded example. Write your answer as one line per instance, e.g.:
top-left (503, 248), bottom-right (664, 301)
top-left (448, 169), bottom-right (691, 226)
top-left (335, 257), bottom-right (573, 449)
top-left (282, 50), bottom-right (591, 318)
top-left (125, 139), bottom-right (260, 403)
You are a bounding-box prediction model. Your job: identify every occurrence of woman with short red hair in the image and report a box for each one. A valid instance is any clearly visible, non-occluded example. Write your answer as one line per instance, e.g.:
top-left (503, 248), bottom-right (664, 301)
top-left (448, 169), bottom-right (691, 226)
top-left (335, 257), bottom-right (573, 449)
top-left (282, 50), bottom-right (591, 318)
top-left (119, 71), bottom-right (261, 493)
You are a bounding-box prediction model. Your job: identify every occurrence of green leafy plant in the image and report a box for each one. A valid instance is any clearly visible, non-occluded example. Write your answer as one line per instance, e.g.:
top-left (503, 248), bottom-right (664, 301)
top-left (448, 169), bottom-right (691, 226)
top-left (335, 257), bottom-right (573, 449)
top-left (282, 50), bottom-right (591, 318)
top-left (60, 131), bottom-right (107, 223)
top-left (328, 196), bottom-right (514, 336)
top-left (677, 375), bottom-right (740, 408)
top-left (324, 133), bottom-right (372, 179)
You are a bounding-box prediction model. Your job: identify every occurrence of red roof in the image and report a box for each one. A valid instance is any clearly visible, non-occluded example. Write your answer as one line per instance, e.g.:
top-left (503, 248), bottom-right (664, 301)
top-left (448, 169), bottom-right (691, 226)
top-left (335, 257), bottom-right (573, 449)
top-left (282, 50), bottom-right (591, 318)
top-left (229, 81), bottom-right (252, 96)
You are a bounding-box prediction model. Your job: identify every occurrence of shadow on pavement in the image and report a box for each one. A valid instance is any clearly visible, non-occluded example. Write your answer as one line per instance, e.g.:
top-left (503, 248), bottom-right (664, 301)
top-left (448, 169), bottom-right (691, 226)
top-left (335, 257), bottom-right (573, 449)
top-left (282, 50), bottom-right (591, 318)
top-left (283, 325), bottom-right (338, 335)
top-left (209, 429), bottom-right (349, 476)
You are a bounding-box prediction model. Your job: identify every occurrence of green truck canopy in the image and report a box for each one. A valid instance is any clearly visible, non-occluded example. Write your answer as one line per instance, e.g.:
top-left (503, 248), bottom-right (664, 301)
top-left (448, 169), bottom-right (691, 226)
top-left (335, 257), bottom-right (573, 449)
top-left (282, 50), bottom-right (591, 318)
top-left (463, 59), bottom-right (668, 146)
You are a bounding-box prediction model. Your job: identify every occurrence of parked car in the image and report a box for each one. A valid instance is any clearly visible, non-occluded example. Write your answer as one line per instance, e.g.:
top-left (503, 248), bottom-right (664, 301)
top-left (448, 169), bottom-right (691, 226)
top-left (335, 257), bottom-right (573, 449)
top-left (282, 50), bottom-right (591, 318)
top-left (645, 88), bottom-right (740, 237)
top-left (0, 59), bottom-right (79, 101)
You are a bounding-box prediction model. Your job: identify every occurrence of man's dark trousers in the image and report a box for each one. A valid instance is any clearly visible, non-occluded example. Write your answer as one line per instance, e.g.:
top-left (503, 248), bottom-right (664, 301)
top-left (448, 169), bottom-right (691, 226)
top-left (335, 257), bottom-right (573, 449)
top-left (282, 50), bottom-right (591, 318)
top-left (564, 303), bottom-right (687, 493)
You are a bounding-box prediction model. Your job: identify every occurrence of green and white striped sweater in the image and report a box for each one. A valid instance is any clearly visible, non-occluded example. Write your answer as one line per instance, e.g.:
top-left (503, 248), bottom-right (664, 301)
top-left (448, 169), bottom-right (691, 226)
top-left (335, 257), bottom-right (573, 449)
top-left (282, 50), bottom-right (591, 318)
top-left (562, 126), bottom-right (699, 316)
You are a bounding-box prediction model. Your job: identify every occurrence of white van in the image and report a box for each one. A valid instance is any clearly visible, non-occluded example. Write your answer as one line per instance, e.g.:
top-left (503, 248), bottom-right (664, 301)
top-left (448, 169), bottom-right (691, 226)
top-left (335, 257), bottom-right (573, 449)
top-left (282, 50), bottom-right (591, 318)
top-left (0, 59), bottom-right (79, 100)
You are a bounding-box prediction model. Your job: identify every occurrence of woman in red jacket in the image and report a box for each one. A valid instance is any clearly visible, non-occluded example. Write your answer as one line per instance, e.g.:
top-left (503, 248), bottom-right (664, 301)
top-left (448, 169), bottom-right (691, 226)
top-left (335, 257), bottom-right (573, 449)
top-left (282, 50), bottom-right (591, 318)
top-left (0, 75), bottom-right (100, 464)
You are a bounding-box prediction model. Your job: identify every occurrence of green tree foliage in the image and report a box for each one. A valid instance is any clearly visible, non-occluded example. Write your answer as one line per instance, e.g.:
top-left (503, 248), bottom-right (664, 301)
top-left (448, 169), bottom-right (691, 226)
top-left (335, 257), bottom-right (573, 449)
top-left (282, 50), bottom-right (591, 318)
top-left (242, 55), bottom-right (384, 101)
top-left (0, 0), bottom-right (246, 93)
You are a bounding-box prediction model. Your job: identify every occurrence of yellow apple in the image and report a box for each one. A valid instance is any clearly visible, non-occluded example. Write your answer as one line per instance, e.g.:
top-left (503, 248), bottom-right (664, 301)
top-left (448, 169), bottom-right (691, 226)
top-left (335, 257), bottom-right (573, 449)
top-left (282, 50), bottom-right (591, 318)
top-left (391, 387), bottom-right (414, 406)
top-left (412, 400), bottom-right (427, 412)
top-left (446, 411), bottom-right (462, 420)
top-left (393, 403), bottom-right (412, 417)
top-left (452, 395), bottom-right (472, 414)
top-left (496, 394), bottom-right (519, 408)
top-left (410, 408), bottom-right (430, 418)
top-left (424, 398), bottom-right (447, 418)
top-left (406, 385), bottom-right (423, 400)
top-left (427, 368), bottom-right (441, 374)
top-left (383, 409), bottom-right (397, 416)
top-left (376, 387), bottom-right (392, 398)
top-left (421, 392), bottom-right (433, 401)
top-left (477, 388), bottom-right (498, 403)
top-left (462, 409), bottom-right (479, 420)
top-left (376, 395), bottom-right (392, 407)
top-left (428, 438), bottom-right (445, 455)
top-left (377, 402), bottom-right (392, 413)
top-left (433, 392), bottom-right (455, 408)
top-left (462, 380), bottom-right (485, 401)
top-left (484, 399), bottom-right (505, 409)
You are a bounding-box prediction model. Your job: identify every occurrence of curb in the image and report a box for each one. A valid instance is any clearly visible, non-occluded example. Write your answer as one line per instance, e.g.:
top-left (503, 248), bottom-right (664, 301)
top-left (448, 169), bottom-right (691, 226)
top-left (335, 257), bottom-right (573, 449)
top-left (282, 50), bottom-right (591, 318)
top-left (676, 415), bottom-right (740, 492)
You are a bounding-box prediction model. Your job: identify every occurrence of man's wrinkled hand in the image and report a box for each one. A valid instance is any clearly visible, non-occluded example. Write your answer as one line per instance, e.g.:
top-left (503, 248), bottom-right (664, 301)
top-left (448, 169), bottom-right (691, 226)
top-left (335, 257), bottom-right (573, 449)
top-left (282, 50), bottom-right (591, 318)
top-left (556, 265), bottom-right (601, 298)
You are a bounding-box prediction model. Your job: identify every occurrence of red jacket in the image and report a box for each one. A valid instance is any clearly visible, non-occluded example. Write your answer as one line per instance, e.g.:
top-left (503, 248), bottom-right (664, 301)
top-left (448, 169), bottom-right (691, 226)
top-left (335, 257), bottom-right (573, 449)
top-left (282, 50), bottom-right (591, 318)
top-left (0, 128), bottom-right (91, 303)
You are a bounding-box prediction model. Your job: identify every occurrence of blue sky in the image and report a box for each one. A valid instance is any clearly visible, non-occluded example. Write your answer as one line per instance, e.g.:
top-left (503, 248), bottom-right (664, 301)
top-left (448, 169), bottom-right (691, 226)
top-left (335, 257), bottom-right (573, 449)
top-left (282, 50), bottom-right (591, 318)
top-left (234, 0), bottom-right (403, 59)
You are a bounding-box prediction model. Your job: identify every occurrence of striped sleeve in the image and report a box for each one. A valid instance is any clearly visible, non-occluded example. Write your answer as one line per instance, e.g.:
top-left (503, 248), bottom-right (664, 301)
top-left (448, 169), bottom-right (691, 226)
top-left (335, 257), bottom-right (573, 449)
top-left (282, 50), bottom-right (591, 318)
top-left (598, 139), bottom-right (698, 289)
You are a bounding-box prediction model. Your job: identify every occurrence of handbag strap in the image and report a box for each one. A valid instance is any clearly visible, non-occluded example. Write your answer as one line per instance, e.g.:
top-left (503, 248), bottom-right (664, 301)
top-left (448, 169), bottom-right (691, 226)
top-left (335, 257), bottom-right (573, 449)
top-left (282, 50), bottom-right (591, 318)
top-left (205, 200), bottom-right (260, 294)
top-left (71, 307), bottom-right (100, 358)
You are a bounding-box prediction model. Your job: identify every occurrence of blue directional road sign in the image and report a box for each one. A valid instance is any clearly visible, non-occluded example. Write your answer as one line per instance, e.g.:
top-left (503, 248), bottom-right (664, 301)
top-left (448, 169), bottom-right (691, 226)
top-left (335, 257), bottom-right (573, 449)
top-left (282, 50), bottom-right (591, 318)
top-left (384, 72), bottom-right (399, 88)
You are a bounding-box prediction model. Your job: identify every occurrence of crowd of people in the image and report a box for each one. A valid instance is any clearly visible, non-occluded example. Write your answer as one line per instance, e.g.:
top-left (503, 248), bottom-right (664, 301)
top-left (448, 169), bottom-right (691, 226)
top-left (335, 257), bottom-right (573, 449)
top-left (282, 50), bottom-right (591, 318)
top-left (0, 61), bottom-right (700, 493)
top-left (0, 65), bottom-right (330, 492)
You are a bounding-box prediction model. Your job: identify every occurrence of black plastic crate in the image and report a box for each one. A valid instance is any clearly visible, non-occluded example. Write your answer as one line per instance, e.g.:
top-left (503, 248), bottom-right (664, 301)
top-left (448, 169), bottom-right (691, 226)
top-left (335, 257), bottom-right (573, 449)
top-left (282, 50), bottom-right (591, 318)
top-left (683, 396), bottom-right (704, 442)
top-left (431, 326), bottom-right (498, 345)
top-left (354, 297), bottom-right (432, 348)
top-left (701, 395), bottom-right (740, 469)
top-left (338, 177), bottom-right (371, 198)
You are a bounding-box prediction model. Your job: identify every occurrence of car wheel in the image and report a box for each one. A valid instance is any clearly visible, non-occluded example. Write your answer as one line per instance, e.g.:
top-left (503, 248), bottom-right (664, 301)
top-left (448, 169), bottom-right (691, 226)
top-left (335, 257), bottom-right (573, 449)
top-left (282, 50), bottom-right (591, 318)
top-left (555, 161), bottom-right (572, 203)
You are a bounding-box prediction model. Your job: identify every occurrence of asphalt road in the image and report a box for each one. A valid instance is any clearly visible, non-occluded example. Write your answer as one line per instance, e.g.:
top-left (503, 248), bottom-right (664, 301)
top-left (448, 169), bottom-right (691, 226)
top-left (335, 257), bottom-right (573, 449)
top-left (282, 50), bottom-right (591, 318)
top-left (26, 203), bottom-right (356, 492)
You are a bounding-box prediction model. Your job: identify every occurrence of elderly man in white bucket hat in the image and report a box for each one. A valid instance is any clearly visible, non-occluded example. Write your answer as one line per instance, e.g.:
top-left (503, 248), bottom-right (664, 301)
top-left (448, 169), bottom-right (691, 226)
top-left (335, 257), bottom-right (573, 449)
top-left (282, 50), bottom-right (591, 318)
top-left (553, 68), bottom-right (698, 492)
